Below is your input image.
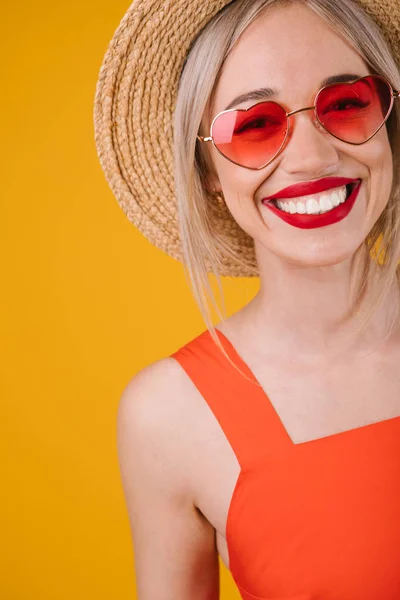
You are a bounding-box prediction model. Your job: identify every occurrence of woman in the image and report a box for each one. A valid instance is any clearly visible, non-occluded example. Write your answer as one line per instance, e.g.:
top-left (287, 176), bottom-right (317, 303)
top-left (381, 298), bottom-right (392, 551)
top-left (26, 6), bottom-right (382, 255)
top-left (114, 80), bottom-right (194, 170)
top-left (94, 0), bottom-right (400, 598)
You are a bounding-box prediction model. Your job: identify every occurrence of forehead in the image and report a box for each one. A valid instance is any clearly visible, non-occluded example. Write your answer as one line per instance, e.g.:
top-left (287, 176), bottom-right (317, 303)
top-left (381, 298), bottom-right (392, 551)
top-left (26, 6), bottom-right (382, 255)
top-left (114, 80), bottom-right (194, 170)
top-left (212, 2), bottom-right (370, 113)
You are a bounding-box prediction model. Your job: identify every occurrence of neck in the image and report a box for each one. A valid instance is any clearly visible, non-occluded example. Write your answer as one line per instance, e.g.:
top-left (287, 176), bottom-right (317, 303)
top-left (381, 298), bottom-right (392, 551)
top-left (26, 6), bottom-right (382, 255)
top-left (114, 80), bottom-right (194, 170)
top-left (234, 255), bottom-right (399, 359)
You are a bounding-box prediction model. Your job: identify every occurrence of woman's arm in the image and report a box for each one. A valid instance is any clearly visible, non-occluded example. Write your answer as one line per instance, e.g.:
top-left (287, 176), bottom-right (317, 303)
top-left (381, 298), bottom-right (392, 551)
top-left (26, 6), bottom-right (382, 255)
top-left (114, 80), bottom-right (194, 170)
top-left (117, 359), bottom-right (220, 600)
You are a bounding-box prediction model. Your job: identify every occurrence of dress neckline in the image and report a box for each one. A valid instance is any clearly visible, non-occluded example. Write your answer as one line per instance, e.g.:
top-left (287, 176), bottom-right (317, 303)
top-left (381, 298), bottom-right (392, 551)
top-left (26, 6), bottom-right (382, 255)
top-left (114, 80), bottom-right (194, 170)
top-left (213, 327), bottom-right (400, 447)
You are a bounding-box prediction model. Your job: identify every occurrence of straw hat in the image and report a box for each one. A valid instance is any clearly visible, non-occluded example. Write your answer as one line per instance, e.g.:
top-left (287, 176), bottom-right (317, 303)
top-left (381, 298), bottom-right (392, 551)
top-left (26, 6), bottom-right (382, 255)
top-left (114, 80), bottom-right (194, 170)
top-left (94, 0), bottom-right (400, 277)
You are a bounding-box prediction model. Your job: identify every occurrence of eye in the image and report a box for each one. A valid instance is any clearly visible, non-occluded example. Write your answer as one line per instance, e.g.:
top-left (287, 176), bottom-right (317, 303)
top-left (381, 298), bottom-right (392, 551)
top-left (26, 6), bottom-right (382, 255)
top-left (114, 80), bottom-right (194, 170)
top-left (323, 98), bottom-right (370, 113)
top-left (234, 117), bottom-right (280, 135)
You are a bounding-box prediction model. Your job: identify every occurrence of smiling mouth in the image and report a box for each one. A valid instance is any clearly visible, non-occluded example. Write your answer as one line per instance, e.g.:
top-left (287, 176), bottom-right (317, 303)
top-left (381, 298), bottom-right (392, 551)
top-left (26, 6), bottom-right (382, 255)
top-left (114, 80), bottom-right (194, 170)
top-left (269, 182), bottom-right (358, 215)
top-left (262, 179), bottom-right (362, 230)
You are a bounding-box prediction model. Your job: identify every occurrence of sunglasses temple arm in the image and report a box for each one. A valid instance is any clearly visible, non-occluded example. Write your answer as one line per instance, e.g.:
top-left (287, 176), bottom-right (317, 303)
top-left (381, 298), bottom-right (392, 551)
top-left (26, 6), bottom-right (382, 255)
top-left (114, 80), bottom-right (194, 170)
top-left (197, 135), bottom-right (213, 142)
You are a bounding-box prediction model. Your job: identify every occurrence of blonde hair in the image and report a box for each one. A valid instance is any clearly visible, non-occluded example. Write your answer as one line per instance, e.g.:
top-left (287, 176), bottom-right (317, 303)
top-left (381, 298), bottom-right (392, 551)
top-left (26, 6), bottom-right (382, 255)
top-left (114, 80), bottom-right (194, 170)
top-left (173, 0), bottom-right (400, 359)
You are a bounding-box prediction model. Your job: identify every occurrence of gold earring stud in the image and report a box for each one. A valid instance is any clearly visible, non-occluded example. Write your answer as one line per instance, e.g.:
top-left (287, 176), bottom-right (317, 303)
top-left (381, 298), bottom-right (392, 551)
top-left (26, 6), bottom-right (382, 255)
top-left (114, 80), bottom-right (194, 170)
top-left (209, 189), bottom-right (226, 214)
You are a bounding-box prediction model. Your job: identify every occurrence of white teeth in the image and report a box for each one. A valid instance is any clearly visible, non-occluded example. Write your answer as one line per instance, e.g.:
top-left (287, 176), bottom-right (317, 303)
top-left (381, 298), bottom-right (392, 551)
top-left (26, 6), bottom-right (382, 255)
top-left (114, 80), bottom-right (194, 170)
top-left (306, 198), bottom-right (320, 214)
top-left (319, 193), bottom-right (333, 212)
top-left (275, 185), bottom-right (349, 215)
top-left (331, 192), bottom-right (340, 207)
top-left (277, 200), bottom-right (288, 212)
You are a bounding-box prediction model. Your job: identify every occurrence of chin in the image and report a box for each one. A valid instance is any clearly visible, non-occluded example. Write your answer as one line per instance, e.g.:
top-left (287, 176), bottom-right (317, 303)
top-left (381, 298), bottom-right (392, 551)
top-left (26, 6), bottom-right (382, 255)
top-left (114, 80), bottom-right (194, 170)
top-left (263, 238), bottom-right (365, 268)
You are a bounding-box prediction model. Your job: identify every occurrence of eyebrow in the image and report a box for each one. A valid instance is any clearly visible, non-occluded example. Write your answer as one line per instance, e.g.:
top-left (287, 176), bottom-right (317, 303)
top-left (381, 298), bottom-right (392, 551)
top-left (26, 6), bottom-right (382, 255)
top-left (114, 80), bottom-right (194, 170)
top-left (223, 73), bottom-right (363, 111)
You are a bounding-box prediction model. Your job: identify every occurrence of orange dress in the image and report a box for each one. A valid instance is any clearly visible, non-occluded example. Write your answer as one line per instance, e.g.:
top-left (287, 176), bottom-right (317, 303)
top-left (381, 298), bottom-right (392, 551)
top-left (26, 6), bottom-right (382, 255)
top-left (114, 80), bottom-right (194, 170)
top-left (171, 329), bottom-right (400, 600)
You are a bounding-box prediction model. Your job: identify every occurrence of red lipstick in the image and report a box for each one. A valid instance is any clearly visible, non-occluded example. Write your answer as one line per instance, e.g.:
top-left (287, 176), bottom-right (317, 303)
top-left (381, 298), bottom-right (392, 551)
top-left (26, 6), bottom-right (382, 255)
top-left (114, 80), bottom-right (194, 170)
top-left (262, 178), bottom-right (362, 229)
top-left (264, 177), bottom-right (360, 199)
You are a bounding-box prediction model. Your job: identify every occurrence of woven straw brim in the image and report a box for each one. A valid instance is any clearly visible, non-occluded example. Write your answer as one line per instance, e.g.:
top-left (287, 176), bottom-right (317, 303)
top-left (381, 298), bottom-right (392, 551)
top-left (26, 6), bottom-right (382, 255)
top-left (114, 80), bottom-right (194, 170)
top-left (94, 0), bottom-right (400, 278)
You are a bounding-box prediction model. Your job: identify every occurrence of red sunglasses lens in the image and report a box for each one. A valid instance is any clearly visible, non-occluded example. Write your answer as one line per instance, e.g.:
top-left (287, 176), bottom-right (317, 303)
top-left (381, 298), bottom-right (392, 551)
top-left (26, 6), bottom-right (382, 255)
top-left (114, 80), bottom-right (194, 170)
top-left (315, 76), bottom-right (393, 143)
top-left (211, 101), bottom-right (288, 169)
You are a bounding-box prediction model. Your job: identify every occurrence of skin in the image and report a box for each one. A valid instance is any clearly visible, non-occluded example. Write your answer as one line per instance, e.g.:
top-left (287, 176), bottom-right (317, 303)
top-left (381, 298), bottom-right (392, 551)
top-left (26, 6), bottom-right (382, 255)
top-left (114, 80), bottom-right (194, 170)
top-left (208, 1), bottom-right (397, 358)
top-left (117, 3), bottom-right (400, 598)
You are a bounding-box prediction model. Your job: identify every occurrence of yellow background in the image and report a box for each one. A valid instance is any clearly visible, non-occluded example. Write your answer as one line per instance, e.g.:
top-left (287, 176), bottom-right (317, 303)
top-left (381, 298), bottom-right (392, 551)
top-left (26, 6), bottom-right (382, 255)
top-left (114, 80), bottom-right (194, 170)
top-left (1, 1), bottom-right (259, 598)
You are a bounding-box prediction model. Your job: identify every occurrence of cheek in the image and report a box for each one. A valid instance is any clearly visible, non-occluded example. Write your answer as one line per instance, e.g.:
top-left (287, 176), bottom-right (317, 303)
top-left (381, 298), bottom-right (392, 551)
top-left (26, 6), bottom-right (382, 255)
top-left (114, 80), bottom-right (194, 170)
top-left (363, 131), bottom-right (393, 208)
top-left (211, 145), bottom-right (274, 205)
top-left (342, 127), bottom-right (393, 209)
top-left (369, 130), bottom-right (392, 170)
top-left (215, 165), bottom-right (271, 236)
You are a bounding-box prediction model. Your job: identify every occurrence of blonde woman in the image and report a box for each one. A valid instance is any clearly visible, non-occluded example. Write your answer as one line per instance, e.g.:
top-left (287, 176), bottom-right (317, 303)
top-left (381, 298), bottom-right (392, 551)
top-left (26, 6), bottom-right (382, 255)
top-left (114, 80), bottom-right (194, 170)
top-left (94, 0), bottom-right (400, 598)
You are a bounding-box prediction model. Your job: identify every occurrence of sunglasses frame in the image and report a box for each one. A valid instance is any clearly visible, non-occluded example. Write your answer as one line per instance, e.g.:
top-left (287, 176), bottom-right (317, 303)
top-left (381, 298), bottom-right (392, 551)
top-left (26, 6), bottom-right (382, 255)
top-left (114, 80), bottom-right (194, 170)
top-left (197, 74), bottom-right (400, 170)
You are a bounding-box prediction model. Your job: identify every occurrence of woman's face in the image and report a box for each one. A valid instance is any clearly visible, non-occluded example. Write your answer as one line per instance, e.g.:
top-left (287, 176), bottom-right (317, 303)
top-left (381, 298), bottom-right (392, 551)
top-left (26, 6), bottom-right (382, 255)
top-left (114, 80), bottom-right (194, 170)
top-left (207, 2), bottom-right (393, 267)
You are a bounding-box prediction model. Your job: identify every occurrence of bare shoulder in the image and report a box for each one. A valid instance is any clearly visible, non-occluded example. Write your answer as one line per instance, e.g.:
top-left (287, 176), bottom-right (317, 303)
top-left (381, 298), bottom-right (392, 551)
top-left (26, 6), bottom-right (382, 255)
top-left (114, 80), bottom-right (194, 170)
top-left (117, 357), bottom-right (219, 600)
top-left (118, 356), bottom-right (192, 420)
top-left (117, 357), bottom-right (197, 464)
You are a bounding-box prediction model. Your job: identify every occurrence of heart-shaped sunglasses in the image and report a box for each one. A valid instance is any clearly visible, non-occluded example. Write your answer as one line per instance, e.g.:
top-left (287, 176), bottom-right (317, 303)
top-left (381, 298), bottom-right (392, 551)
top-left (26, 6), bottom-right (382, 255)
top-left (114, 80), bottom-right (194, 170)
top-left (197, 75), bottom-right (399, 170)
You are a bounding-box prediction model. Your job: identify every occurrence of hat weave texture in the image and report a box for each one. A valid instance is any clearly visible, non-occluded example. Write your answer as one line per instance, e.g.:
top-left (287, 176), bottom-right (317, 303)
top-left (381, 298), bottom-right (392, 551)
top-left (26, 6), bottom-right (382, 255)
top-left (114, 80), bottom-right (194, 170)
top-left (94, 0), bottom-right (400, 277)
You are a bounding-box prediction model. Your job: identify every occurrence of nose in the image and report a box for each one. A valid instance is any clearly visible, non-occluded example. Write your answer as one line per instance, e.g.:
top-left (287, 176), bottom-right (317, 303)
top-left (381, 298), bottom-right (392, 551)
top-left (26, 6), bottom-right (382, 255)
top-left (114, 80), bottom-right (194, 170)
top-left (280, 108), bottom-right (340, 176)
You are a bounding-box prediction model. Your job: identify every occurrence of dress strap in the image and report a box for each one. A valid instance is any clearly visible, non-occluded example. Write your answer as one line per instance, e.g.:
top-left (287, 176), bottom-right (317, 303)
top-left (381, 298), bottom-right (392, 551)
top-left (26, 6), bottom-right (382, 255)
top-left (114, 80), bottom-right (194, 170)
top-left (171, 329), bottom-right (291, 469)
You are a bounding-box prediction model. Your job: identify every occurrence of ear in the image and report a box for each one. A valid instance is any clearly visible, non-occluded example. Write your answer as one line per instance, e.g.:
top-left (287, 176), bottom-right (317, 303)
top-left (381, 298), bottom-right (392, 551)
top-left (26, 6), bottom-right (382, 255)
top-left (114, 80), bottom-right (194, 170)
top-left (203, 171), bottom-right (222, 195)
top-left (196, 136), bottom-right (222, 193)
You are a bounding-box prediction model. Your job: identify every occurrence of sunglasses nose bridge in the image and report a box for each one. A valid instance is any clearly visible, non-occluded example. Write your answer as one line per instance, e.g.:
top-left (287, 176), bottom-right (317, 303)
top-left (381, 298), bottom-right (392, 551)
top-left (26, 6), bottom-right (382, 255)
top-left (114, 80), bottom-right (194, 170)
top-left (287, 105), bottom-right (315, 118)
top-left (286, 104), bottom-right (325, 134)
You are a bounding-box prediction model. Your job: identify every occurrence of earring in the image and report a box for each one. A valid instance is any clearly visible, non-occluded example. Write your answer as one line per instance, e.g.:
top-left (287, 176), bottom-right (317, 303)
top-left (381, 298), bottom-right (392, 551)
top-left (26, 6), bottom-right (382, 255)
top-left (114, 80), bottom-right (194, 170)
top-left (209, 189), bottom-right (227, 216)
top-left (211, 189), bottom-right (225, 207)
